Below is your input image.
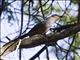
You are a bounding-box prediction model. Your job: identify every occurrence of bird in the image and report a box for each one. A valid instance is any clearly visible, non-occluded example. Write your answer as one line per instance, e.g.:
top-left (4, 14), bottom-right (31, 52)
top-left (0, 14), bottom-right (60, 60)
top-left (19, 14), bottom-right (60, 39)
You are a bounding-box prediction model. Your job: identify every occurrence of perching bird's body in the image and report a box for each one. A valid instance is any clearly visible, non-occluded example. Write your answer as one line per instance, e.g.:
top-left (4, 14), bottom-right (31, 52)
top-left (20, 14), bottom-right (60, 39)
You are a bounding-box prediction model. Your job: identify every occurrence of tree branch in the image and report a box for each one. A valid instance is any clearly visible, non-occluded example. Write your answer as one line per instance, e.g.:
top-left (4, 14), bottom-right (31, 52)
top-left (0, 23), bottom-right (80, 59)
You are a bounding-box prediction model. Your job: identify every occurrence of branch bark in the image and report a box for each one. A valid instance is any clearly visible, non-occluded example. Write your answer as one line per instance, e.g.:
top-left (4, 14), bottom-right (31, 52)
top-left (0, 23), bottom-right (80, 59)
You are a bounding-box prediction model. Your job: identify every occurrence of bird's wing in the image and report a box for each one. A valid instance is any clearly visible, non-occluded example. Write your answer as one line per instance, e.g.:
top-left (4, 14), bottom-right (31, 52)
top-left (27, 21), bottom-right (46, 37)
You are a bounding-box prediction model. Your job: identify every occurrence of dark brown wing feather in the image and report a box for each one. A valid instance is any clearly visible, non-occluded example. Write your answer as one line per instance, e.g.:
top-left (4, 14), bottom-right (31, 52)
top-left (27, 21), bottom-right (46, 37)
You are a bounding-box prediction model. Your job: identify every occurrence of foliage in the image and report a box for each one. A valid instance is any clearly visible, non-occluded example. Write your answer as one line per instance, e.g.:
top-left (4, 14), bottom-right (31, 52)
top-left (0, 0), bottom-right (80, 60)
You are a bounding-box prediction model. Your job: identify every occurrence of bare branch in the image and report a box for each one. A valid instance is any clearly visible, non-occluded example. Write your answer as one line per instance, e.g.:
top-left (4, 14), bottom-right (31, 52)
top-left (0, 23), bottom-right (80, 59)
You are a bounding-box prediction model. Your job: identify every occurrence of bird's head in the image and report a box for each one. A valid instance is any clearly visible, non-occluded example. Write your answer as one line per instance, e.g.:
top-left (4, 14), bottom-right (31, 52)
top-left (45, 14), bottom-right (61, 32)
top-left (51, 14), bottom-right (61, 20)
